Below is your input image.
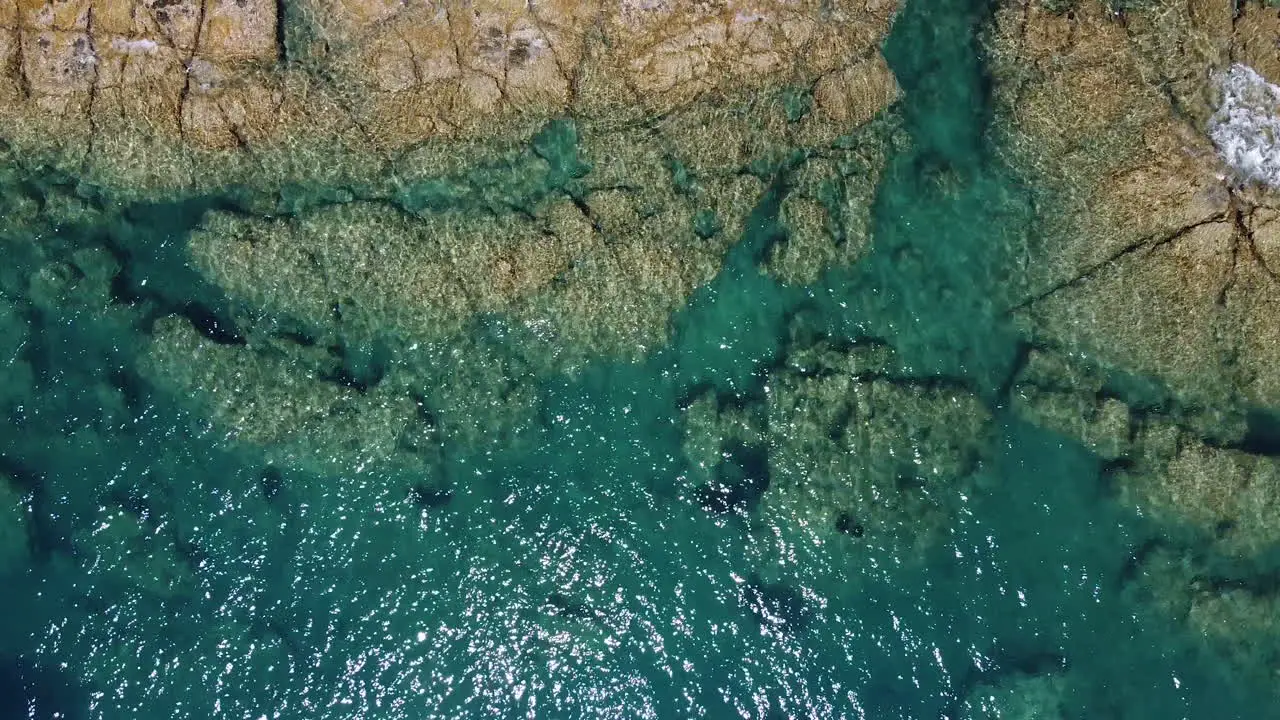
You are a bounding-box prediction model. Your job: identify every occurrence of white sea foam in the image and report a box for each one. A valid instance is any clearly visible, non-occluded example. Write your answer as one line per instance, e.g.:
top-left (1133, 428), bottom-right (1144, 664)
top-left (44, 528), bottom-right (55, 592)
top-left (1209, 63), bottom-right (1280, 187)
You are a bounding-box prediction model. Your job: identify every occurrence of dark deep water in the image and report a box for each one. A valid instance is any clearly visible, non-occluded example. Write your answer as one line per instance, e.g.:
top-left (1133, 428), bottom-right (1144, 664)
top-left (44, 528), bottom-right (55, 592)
top-left (0, 0), bottom-right (1275, 718)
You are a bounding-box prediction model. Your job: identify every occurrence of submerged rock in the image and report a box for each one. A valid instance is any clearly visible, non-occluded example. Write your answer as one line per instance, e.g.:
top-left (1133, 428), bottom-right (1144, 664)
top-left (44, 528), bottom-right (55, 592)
top-left (959, 671), bottom-right (1068, 720)
top-left (990, 0), bottom-right (1280, 691)
top-left (682, 337), bottom-right (992, 559)
top-left (0, 477), bottom-right (30, 575)
top-left (694, 440), bottom-right (771, 515)
top-left (739, 574), bottom-right (812, 629)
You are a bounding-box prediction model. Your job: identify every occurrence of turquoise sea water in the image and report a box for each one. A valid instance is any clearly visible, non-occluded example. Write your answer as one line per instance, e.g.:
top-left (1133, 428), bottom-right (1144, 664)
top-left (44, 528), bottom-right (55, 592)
top-left (1, 0), bottom-right (1277, 718)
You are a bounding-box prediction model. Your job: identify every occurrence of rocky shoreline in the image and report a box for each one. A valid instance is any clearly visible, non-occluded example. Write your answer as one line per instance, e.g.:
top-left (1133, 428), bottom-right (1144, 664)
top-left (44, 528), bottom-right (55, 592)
top-left (2, 0), bottom-right (1280, 715)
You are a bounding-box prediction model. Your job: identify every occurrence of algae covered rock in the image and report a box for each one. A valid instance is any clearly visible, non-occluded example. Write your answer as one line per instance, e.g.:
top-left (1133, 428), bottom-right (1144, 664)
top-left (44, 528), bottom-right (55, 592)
top-left (0, 0), bottom-right (902, 199)
top-left (1124, 544), bottom-right (1280, 698)
top-left (991, 0), bottom-right (1280, 573)
top-left (1184, 584), bottom-right (1280, 687)
top-left (72, 502), bottom-right (200, 600)
top-left (141, 312), bottom-right (547, 475)
top-left (681, 334), bottom-right (993, 557)
top-left (992, 0), bottom-right (1280, 417)
top-left (1009, 349), bottom-right (1133, 461)
top-left (991, 0), bottom-right (1236, 404)
top-left (944, 2), bottom-right (1280, 673)
top-left (959, 672), bottom-right (1069, 720)
top-left (764, 359), bottom-right (991, 554)
top-left (140, 45), bottom-right (902, 470)
top-left (767, 117), bottom-right (902, 284)
top-left (0, 0), bottom-right (911, 486)
top-left (1117, 430), bottom-right (1280, 557)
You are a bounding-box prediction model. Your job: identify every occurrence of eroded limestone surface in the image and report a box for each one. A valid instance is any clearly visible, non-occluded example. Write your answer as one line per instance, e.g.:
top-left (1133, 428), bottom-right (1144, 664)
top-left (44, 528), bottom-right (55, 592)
top-left (0, 0), bottom-right (900, 196)
top-left (991, 0), bottom-right (1280, 694)
top-left (993, 0), bottom-right (1280, 412)
top-left (111, 0), bottom-right (903, 472)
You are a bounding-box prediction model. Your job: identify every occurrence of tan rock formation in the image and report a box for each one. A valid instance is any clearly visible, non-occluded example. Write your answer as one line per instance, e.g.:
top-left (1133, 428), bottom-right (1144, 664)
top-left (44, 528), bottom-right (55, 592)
top-left (991, 1), bottom-right (1280, 684)
top-left (993, 0), bottom-right (1280, 411)
top-left (0, 0), bottom-right (901, 197)
top-left (100, 2), bottom-right (904, 466)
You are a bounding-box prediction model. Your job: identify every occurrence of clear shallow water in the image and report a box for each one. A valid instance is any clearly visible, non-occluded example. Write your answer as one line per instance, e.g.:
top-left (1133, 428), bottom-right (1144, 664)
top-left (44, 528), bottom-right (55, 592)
top-left (0, 1), bottom-right (1275, 718)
